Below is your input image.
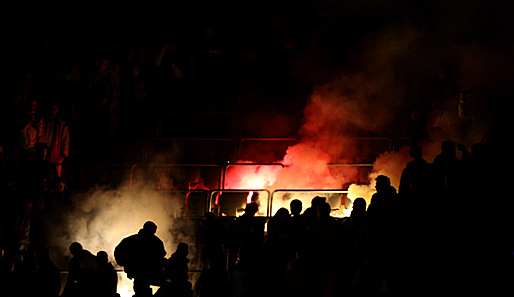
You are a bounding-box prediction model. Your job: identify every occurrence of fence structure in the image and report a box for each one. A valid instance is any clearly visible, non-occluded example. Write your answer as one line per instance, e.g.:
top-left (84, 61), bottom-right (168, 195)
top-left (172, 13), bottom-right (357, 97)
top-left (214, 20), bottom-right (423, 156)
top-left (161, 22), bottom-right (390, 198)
top-left (62, 137), bottom-right (411, 194)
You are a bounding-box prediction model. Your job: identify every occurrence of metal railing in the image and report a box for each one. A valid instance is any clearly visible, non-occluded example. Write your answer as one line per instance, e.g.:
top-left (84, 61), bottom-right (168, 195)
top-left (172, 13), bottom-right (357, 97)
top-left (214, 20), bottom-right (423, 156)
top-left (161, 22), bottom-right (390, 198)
top-left (62, 136), bottom-right (416, 195)
top-left (209, 189), bottom-right (271, 217)
top-left (270, 189), bottom-right (349, 217)
top-left (129, 164), bottom-right (223, 189)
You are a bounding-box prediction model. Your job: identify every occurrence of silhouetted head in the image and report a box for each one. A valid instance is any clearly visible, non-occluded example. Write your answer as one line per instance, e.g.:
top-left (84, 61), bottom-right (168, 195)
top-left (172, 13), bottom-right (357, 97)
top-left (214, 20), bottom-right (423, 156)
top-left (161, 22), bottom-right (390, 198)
top-left (352, 198), bottom-right (367, 214)
top-left (318, 202), bottom-right (331, 218)
top-left (274, 207), bottom-right (290, 220)
top-left (311, 196), bottom-right (326, 208)
top-left (409, 145), bottom-right (423, 160)
top-left (97, 251), bottom-right (108, 264)
top-left (176, 242), bottom-right (189, 257)
top-left (290, 199), bottom-right (302, 216)
top-left (244, 202), bottom-right (258, 216)
top-left (441, 140), bottom-right (456, 157)
top-left (375, 175), bottom-right (391, 193)
top-left (143, 221), bottom-right (157, 234)
top-left (69, 242), bottom-right (83, 256)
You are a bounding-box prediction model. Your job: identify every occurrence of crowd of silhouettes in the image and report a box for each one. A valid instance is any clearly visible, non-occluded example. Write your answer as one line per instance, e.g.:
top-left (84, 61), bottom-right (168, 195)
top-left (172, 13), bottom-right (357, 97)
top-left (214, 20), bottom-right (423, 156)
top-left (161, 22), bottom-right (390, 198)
top-left (188, 141), bottom-right (510, 297)
top-left (60, 242), bottom-right (119, 297)
top-left (0, 7), bottom-right (513, 297)
top-left (0, 134), bottom-right (512, 296)
top-left (112, 222), bottom-right (195, 297)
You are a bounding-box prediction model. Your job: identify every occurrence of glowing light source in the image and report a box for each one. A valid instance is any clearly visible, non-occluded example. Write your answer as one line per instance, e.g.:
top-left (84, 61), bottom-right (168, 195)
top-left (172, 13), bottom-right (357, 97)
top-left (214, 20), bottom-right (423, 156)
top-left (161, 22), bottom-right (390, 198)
top-left (246, 191), bottom-right (254, 203)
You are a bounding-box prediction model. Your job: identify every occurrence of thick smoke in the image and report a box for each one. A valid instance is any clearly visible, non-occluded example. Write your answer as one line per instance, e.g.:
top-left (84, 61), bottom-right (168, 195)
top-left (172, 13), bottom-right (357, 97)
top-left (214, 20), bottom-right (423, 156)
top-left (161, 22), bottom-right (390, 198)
top-left (347, 147), bottom-right (412, 205)
top-left (235, 0), bottom-right (514, 212)
top-left (225, 24), bottom-right (429, 213)
top-left (269, 0), bottom-right (514, 208)
top-left (253, 25), bottom-right (422, 207)
top-left (48, 179), bottom-right (200, 295)
top-left (54, 184), bottom-right (177, 258)
top-left (302, 25), bottom-right (419, 138)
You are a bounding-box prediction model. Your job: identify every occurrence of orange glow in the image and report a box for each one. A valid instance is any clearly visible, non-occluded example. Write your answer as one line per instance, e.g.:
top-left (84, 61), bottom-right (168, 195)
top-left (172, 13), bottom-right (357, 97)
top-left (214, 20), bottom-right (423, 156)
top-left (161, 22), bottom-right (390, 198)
top-left (246, 191), bottom-right (254, 203)
top-left (215, 192), bottom-right (221, 205)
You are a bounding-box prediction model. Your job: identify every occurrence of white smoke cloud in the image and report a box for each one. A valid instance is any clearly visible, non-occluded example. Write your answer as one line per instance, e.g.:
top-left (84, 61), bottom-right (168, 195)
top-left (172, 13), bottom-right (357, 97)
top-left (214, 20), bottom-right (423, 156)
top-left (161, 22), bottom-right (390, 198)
top-left (52, 182), bottom-right (199, 269)
top-left (348, 146), bottom-right (412, 206)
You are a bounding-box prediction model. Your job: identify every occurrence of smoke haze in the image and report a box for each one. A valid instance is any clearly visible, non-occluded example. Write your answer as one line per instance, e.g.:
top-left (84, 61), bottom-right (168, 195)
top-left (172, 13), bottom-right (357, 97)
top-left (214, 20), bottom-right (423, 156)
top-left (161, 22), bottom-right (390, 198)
top-left (50, 182), bottom-right (200, 270)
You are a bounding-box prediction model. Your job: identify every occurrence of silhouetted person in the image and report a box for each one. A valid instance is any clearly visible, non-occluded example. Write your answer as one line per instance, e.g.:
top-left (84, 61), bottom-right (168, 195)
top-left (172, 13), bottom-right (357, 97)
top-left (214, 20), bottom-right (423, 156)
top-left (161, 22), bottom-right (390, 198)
top-left (114, 221), bottom-right (166, 297)
top-left (289, 199), bottom-right (306, 257)
top-left (336, 198), bottom-right (377, 297)
top-left (399, 145), bottom-right (434, 204)
top-left (302, 196), bottom-right (326, 228)
top-left (35, 245), bottom-right (61, 297)
top-left (62, 242), bottom-right (98, 297)
top-left (267, 207), bottom-right (291, 240)
top-left (367, 175), bottom-right (397, 239)
top-left (262, 208), bottom-right (294, 296)
top-left (304, 201), bottom-right (339, 297)
top-left (96, 251), bottom-right (119, 297)
top-left (348, 197), bottom-right (368, 226)
top-left (229, 202), bottom-right (264, 270)
top-left (433, 140), bottom-right (462, 193)
top-left (290, 199), bottom-right (302, 217)
top-left (43, 102), bottom-right (69, 176)
top-left (166, 243), bottom-right (190, 283)
top-left (366, 175), bottom-right (398, 268)
top-left (228, 202), bottom-right (264, 295)
top-left (196, 212), bottom-right (227, 270)
top-left (366, 175), bottom-right (400, 291)
top-left (157, 243), bottom-right (192, 297)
